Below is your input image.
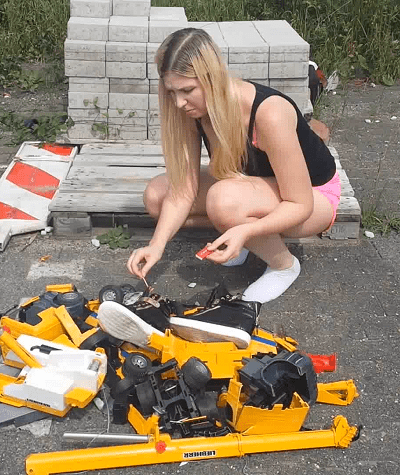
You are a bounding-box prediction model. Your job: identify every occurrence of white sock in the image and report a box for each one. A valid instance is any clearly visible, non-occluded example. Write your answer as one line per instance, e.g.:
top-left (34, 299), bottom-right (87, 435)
top-left (242, 256), bottom-right (301, 303)
top-left (222, 248), bottom-right (249, 267)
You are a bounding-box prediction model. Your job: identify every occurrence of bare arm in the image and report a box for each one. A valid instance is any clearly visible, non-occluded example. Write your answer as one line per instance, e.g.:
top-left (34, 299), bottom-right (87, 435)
top-left (127, 121), bottom-right (202, 278)
top-left (245, 96), bottom-right (314, 238)
top-left (206, 96), bottom-right (314, 264)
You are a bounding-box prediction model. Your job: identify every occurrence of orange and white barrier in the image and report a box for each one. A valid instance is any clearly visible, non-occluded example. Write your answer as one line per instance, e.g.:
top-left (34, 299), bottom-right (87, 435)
top-left (0, 142), bottom-right (77, 251)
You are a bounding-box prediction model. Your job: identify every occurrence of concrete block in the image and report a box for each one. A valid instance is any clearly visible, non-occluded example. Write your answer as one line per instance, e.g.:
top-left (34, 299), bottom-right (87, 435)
top-left (148, 125), bottom-right (161, 141)
top-left (106, 61), bottom-right (146, 79)
top-left (148, 94), bottom-right (159, 111)
top-left (149, 20), bottom-right (188, 43)
top-left (253, 20), bottom-right (309, 62)
top-left (107, 109), bottom-right (147, 120)
top-left (269, 61), bottom-right (309, 79)
top-left (147, 109), bottom-right (160, 126)
top-left (109, 92), bottom-right (149, 110)
top-left (67, 17), bottom-right (109, 41)
top-left (322, 218), bottom-right (361, 240)
top-left (149, 79), bottom-right (158, 94)
top-left (70, 0), bottom-right (112, 18)
top-left (69, 77), bottom-right (110, 93)
top-left (68, 122), bottom-right (100, 140)
top-left (271, 83), bottom-right (309, 94)
top-left (188, 22), bottom-right (229, 62)
top-left (108, 116), bottom-right (147, 128)
top-left (228, 63), bottom-right (269, 80)
top-left (113, 0), bottom-right (150, 16)
top-left (68, 107), bottom-right (108, 121)
top-left (150, 7), bottom-right (187, 21)
top-left (117, 128), bottom-right (148, 140)
top-left (52, 212), bottom-right (92, 238)
top-left (110, 78), bottom-right (149, 94)
top-left (109, 16), bottom-right (148, 42)
top-left (147, 62), bottom-right (159, 80)
top-left (68, 92), bottom-right (109, 109)
top-left (64, 39), bottom-right (106, 61)
top-left (269, 77), bottom-right (308, 89)
top-left (218, 22), bottom-right (269, 64)
top-left (106, 42), bottom-right (146, 62)
top-left (282, 92), bottom-right (310, 111)
top-left (65, 60), bottom-right (105, 78)
top-left (147, 42), bottom-right (161, 63)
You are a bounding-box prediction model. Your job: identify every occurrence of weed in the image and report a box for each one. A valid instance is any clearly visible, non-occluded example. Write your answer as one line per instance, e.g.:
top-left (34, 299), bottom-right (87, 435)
top-left (81, 97), bottom-right (137, 141)
top-left (362, 207), bottom-right (400, 235)
top-left (97, 226), bottom-right (131, 249)
top-left (0, 0), bottom-right (69, 60)
top-left (0, 109), bottom-right (73, 146)
top-left (16, 70), bottom-right (44, 92)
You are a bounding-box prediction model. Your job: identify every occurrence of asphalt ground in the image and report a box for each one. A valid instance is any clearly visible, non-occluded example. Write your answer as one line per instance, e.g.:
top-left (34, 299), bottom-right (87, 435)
top-left (0, 82), bottom-right (399, 474)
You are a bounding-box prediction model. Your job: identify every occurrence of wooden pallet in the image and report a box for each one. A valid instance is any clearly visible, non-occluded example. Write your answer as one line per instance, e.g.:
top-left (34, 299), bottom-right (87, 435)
top-left (49, 143), bottom-right (360, 239)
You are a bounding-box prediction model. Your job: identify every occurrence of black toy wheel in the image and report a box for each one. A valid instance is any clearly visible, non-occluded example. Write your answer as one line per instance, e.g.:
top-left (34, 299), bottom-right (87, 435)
top-left (54, 291), bottom-right (86, 319)
top-left (122, 352), bottom-right (152, 383)
top-left (99, 285), bottom-right (124, 303)
top-left (55, 291), bottom-right (84, 306)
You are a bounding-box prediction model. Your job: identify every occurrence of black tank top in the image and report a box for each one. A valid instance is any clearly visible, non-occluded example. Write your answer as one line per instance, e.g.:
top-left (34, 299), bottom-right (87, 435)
top-left (197, 82), bottom-right (336, 186)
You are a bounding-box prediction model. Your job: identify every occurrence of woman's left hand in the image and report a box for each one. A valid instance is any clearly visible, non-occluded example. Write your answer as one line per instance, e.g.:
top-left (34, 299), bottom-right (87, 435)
top-left (205, 224), bottom-right (251, 264)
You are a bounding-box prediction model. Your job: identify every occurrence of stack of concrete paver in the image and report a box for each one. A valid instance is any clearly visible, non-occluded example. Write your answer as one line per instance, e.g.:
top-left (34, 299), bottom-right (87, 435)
top-left (65, 1), bottom-right (311, 143)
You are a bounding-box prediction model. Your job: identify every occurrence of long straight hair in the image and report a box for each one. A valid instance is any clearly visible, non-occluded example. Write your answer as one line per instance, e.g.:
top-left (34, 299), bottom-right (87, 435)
top-left (156, 28), bottom-right (248, 191)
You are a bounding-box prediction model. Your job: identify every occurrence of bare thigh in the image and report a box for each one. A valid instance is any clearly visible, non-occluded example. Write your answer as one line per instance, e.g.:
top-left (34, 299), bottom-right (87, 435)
top-left (144, 167), bottom-right (217, 216)
top-left (206, 175), bottom-right (334, 238)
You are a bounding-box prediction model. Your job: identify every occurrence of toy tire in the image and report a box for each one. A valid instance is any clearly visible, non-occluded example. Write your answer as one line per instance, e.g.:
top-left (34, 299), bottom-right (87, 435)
top-left (122, 352), bottom-right (151, 383)
top-left (55, 291), bottom-right (84, 307)
top-left (99, 285), bottom-right (124, 304)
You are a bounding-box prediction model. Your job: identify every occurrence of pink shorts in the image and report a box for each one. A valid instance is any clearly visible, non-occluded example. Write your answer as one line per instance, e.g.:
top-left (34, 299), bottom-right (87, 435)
top-left (313, 172), bottom-right (341, 229)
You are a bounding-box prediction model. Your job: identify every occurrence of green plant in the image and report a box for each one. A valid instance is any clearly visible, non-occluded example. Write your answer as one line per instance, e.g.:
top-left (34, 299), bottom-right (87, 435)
top-left (16, 70), bottom-right (45, 91)
top-left (0, 109), bottom-right (73, 146)
top-left (97, 226), bottom-right (131, 249)
top-left (0, 0), bottom-right (69, 60)
top-left (362, 207), bottom-right (400, 235)
top-left (0, 56), bottom-right (23, 86)
top-left (83, 97), bottom-right (136, 140)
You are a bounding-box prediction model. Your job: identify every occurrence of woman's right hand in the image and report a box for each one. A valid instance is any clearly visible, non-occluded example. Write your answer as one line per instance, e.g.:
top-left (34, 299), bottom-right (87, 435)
top-left (126, 244), bottom-right (164, 278)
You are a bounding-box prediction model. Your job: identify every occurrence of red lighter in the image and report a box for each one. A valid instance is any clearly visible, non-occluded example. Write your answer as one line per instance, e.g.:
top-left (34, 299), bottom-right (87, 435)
top-left (196, 246), bottom-right (214, 260)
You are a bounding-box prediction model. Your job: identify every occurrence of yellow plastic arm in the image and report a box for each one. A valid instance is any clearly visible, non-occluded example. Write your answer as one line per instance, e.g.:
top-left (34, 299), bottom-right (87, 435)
top-left (25, 416), bottom-right (358, 475)
top-left (0, 328), bottom-right (42, 369)
top-left (317, 380), bottom-right (359, 406)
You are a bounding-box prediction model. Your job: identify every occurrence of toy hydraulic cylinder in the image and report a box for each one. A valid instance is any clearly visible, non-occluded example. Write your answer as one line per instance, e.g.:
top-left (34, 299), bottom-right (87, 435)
top-left (0, 328), bottom-right (42, 369)
top-left (25, 416), bottom-right (358, 475)
top-left (63, 433), bottom-right (149, 444)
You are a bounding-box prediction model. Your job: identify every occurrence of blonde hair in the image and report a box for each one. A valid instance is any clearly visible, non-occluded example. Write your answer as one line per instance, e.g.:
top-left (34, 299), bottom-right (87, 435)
top-left (156, 28), bottom-right (248, 191)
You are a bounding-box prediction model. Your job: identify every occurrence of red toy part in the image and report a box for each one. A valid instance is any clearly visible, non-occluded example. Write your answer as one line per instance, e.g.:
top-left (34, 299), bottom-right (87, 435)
top-left (196, 246), bottom-right (214, 260)
top-left (307, 353), bottom-right (337, 373)
top-left (155, 441), bottom-right (167, 454)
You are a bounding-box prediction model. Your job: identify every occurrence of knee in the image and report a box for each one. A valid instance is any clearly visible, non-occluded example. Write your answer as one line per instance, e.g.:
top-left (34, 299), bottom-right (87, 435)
top-left (206, 180), bottom-right (243, 229)
top-left (143, 177), bottom-right (167, 219)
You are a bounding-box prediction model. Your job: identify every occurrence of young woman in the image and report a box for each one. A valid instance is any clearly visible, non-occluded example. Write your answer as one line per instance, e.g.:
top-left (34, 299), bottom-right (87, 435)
top-left (126, 28), bottom-right (341, 304)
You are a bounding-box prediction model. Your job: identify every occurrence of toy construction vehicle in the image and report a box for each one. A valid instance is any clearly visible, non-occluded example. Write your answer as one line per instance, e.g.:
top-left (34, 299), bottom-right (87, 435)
top-left (0, 284), bottom-right (360, 475)
top-left (0, 330), bottom-right (106, 416)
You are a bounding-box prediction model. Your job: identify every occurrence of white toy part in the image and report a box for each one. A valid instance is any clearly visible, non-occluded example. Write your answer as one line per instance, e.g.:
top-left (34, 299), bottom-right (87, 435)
top-left (2, 335), bottom-right (107, 413)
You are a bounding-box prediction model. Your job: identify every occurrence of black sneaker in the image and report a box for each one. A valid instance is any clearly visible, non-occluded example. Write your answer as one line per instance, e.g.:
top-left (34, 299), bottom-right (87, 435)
top-left (169, 297), bottom-right (261, 349)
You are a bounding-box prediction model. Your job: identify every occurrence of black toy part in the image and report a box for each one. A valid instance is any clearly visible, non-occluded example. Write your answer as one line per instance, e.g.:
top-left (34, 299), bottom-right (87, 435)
top-left (239, 350), bottom-right (317, 409)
